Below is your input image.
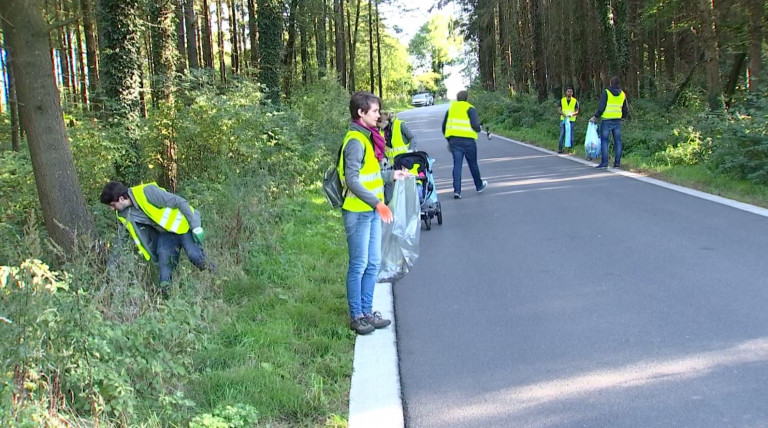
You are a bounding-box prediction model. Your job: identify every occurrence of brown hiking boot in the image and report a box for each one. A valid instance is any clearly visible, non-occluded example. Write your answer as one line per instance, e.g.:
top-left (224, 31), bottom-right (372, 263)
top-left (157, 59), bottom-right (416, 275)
top-left (350, 317), bottom-right (375, 335)
top-left (364, 311), bottom-right (391, 329)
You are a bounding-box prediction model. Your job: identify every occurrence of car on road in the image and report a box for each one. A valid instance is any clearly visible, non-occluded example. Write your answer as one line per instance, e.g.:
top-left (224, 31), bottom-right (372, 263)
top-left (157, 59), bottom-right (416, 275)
top-left (411, 92), bottom-right (435, 107)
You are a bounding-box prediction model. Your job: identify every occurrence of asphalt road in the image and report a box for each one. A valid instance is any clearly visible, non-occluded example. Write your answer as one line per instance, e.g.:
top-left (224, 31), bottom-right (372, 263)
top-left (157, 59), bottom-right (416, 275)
top-left (394, 103), bottom-right (768, 428)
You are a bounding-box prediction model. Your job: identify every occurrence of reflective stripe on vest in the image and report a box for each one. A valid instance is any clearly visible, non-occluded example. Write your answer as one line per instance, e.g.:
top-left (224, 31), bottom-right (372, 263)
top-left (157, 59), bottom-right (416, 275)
top-left (338, 130), bottom-right (384, 212)
top-left (560, 97), bottom-right (578, 122)
top-left (444, 101), bottom-right (478, 139)
top-left (603, 90), bottom-right (626, 119)
top-left (385, 119), bottom-right (408, 163)
top-left (116, 213), bottom-right (152, 261)
top-left (131, 182), bottom-right (191, 234)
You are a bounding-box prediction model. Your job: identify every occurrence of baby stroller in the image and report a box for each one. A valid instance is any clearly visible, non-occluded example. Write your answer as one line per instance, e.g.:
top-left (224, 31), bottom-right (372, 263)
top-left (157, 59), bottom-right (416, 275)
top-left (393, 151), bottom-right (443, 230)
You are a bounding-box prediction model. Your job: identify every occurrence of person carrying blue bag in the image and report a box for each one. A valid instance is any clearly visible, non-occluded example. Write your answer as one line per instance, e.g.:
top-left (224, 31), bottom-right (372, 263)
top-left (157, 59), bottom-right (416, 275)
top-left (557, 86), bottom-right (579, 154)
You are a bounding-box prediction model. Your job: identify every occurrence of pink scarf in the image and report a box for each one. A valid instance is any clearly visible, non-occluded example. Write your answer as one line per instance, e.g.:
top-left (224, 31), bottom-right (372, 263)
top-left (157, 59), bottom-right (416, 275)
top-left (355, 120), bottom-right (386, 161)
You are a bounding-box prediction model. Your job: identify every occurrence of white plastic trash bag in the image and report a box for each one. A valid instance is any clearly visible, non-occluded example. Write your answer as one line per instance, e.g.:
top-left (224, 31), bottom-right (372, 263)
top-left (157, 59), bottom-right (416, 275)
top-left (378, 176), bottom-right (421, 282)
top-left (585, 122), bottom-right (600, 160)
top-left (563, 117), bottom-right (572, 148)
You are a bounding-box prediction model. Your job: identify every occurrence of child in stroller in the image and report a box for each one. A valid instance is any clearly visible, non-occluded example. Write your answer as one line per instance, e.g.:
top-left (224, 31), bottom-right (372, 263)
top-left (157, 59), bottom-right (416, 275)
top-left (393, 151), bottom-right (443, 230)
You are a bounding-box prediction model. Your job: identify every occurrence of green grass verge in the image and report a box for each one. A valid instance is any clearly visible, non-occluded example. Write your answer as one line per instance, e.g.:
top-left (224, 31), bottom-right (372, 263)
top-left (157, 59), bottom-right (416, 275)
top-left (189, 192), bottom-right (352, 427)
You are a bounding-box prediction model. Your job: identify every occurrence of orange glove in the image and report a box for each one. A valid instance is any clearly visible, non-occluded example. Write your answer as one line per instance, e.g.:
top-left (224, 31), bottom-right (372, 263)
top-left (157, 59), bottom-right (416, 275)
top-left (376, 202), bottom-right (393, 223)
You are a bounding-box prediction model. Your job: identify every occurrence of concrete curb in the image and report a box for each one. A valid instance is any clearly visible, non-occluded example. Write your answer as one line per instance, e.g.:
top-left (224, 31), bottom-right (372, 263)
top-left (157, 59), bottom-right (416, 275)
top-left (348, 282), bottom-right (404, 428)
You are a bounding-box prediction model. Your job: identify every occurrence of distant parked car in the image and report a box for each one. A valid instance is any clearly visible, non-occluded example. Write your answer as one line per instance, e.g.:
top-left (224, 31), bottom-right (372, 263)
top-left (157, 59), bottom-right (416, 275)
top-left (411, 92), bottom-right (435, 107)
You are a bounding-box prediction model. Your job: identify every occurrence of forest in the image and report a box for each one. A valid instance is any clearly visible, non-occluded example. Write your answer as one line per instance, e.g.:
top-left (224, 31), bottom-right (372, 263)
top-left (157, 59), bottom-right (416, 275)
top-left (1, 0), bottom-right (767, 426)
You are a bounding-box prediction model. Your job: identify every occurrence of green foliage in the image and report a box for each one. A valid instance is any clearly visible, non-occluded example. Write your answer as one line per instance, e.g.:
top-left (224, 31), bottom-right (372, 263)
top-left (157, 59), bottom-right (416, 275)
top-left (0, 258), bottom-right (211, 426)
top-left (190, 403), bottom-right (260, 427)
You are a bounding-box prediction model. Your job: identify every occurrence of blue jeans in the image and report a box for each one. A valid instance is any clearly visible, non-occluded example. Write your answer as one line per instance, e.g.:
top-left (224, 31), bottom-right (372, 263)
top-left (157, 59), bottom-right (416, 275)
top-left (342, 209), bottom-right (382, 319)
top-left (600, 119), bottom-right (623, 166)
top-left (449, 139), bottom-right (483, 194)
top-left (156, 231), bottom-right (208, 282)
top-left (558, 121), bottom-right (574, 150)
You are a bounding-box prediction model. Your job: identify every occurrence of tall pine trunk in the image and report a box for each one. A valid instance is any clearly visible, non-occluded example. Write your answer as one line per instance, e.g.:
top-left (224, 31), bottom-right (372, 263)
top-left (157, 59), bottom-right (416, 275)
top-left (375, 0), bottom-right (382, 96)
top-left (698, 0), bottom-right (723, 110)
top-left (258, 0), bottom-right (283, 103)
top-left (316, 0), bottom-right (328, 78)
top-left (1, 0), bottom-right (96, 250)
top-left (201, 0), bottom-right (215, 68)
top-left (748, 0), bottom-right (763, 92)
top-left (217, 0), bottom-right (227, 82)
top-left (248, 0), bottom-right (258, 70)
top-left (81, 0), bottom-right (100, 109)
top-left (184, 0), bottom-right (199, 69)
top-left (175, 0), bottom-right (188, 73)
top-left (98, 0), bottom-right (145, 184)
top-left (334, 0), bottom-right (347, 88)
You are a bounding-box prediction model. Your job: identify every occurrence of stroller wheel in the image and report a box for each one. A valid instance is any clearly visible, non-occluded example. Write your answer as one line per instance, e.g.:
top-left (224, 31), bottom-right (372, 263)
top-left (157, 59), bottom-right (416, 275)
top-left (437, 209), bottom-right (443, 225)
top-left (424, 216), bottom-right (432, 230)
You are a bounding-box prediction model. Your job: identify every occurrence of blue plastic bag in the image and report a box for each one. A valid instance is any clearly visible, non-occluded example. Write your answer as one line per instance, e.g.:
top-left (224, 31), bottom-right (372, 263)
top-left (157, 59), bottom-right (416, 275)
top-left (584, 122), bottom-right (600, 160)
top-left (563, 117), bottom-right (572, 148)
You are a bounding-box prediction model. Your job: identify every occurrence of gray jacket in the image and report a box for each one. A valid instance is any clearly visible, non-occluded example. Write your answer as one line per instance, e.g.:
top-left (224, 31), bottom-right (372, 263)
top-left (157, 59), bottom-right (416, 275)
top-left (342, 123), bottom-right (392, 209)
top-left (116, 184), bottom-right (201, 260)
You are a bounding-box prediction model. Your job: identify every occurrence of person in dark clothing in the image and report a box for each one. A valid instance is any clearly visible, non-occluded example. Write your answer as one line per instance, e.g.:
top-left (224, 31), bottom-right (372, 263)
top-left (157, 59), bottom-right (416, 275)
top-left (590, 76), bottom-right (630, 168)
top-left (442, 90), bottom-right (488, 199)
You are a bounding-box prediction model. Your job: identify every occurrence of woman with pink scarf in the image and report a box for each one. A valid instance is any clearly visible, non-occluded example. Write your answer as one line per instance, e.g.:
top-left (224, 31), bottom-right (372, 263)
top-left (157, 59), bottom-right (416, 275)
top-left (338, 91), bottom-right (394, 335)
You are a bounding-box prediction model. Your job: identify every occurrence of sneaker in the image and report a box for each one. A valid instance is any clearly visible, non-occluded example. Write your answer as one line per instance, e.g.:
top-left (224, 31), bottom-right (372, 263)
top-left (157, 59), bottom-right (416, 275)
top-left (350, 317), bottom-right (375, 335)
top-left (595, 164), bottom-right (608, 169)
top-left (477, 180), bottom-right (488, 193)
top-left (557, 150), bottom-right (563, 154)
top-left (613, 163), bottom-right (621, 168)
top-left (453, 193), bottom-right (461, 199)
top-left (364, 311), bottom-right (391, 329)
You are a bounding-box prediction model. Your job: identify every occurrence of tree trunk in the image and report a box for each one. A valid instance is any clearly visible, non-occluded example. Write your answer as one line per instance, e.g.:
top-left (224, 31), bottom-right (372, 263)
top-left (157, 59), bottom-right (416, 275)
top-left (56, 0), bottom-right (72, 103)
top-left (3, 52), bottom-right (21, 151)
top-left (1, 0), bottom-right (96, 250)
top-left (258, 0), bottom-right (283, 103)
top-left (98, 0), bottom-right (145, 184)
top-left (334, 0), bottom-right (347, 88)
top-left (149, 0), bottom-right (178, 191)
top-left (531, 0), bottom-right (546, 100)
top-left (316, 0), bottom-right (328, 78)
top-left (375, 0), bottom-right (382, 97)
top-left (248, 0), bottom-right (258, 70)
top-left (282, 0), bottom-right (299, 98)
top-left (347, 0), bottom-right (361, 92)
top-left (201, 0), bottom-right (215, 69)
top-left (175, 0), bottom-right (188, 73)
top-left (724, 52), bottom-right (747, 108)
top-left (184, 0), bottom-right (199, 69)
top-left (698, 0), bottom-right (723, 110)
top-left (229, 0), bottom-right (240, 74)
top-left (478, 0), bottom-right (497, 91)
top-left (74, 18), bottom-right (89, 108)
top-left (81, 0), bottom-right (100, 109)
top-left (299, 2), bottom-right (311, 83)
top-left (217, 0), bottom-right (227, 82)
top-left (239, 0), bottom-right (248, 69)
top-left (368, 0), bottom-right (374, 93)
top-left (748, 0), bottom-right (763, 92)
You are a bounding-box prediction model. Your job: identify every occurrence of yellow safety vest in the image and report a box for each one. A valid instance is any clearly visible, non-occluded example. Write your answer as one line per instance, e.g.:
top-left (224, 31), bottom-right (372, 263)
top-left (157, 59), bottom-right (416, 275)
top-left (115, 182), bottom-right (193, 261)
top-left (444, 101), bottom-right (478, 139)
top-left (560, 97), bottom-right (578, 121)
top-left (603, 90), bottom-right (626, 119)
top-left (337, 130), bottom-right (385, 212)
top-left (384, 119), bottom-right (408, 163)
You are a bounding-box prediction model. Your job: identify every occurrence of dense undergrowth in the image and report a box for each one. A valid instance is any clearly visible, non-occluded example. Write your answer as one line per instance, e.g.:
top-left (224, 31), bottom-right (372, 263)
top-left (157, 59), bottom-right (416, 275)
top-left (1, 79), bottom-right (354, 426)
top-left (472, 85), bottom-right (768, 207)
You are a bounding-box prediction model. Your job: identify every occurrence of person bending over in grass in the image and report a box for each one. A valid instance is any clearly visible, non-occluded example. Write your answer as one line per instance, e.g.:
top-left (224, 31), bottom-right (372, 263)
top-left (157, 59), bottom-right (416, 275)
top-left (100, 181), bottom-right (215, 297)
top-left (338, 91), bottom-right (394, 335)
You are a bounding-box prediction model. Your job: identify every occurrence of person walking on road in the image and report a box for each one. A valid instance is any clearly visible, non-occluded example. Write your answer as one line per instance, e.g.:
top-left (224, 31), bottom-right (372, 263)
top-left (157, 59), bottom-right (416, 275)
top-left (590, 76), bottom-right (629, 168)
top-left (339, 91), bottom-right (394, 335)
top-left (100, 181), bottom-right (214, 297)
top-left (442, 89), bottom-right (488, 199)
top-left (558, 86), bottom-right (579, 154)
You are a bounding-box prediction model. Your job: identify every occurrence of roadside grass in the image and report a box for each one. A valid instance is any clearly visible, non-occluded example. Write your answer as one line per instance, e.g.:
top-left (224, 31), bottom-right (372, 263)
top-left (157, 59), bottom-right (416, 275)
top-left (189, 191), bottom-right (353, 427)
top-left (481, 98), bottom-right (768, 209)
